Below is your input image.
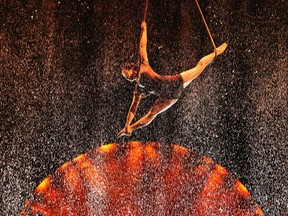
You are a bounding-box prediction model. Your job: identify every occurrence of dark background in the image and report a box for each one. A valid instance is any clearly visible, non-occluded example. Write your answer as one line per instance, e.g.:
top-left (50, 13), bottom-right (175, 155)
top-left (1, 0), bottom-right (287, 215)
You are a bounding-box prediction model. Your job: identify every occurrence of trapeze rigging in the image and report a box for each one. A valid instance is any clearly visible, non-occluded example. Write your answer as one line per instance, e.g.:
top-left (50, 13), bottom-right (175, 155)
top-left (20, 2), bottom-right (265, 216)
top-left (118, 0), bottom-right (228, 137)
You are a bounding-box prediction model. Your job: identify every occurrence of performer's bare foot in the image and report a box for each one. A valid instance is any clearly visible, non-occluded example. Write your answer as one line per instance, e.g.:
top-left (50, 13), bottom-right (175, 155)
top-left (215, 43), bottom-right (228, 56)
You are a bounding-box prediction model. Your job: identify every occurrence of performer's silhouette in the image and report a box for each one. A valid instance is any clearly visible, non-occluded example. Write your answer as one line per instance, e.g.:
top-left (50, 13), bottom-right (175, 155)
top-left (118, 21), bottom-right (227, 137)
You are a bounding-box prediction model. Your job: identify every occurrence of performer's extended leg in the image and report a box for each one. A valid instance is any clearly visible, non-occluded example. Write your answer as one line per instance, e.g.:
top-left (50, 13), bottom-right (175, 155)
top-left (181, 43), bottom-right (227, 88)
top-left (129, 98), bottom-right (178, 133)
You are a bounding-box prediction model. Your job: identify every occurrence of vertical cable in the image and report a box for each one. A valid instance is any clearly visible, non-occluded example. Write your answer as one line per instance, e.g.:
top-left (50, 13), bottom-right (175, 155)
top-left (143, 0), bottom-right (149, 21)
top-left (195, 0), bottom-right (217, 50)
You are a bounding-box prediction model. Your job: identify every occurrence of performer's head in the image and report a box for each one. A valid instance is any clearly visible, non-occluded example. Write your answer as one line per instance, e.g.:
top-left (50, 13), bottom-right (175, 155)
top-left (121, 62), bottom-right (139, 82)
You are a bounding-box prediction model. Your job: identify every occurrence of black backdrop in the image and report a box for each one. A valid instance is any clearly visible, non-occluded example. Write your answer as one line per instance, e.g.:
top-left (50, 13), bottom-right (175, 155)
top-left (1, 0), bottom-right (287, 215)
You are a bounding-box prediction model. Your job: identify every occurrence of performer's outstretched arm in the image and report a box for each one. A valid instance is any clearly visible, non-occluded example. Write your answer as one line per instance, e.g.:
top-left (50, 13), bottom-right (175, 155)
top-left (125, 91), bottom-right (141, 126)
top-left (118, 91), bottom-right (142, 137)
top-left (139, 21), bottom-right (149, 63)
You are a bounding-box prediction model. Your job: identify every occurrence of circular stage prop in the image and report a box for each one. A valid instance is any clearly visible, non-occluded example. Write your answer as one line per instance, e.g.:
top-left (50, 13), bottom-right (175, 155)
top-left (22, 141), bottom-right (263, 215)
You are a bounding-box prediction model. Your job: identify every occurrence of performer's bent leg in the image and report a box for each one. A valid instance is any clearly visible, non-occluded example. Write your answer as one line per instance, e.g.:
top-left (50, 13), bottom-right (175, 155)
top-left (181, 43), bottom-right (227, 88)
top-left (129, 98), bottom-right (178, 133)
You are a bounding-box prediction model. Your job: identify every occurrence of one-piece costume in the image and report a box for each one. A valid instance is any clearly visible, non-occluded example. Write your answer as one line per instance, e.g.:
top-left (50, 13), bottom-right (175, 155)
top-left (136, 64), bottom-right (183, 100)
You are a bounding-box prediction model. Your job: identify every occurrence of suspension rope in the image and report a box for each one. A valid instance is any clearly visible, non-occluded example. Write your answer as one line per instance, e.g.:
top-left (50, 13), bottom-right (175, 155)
top-left (143, 0), bottom-right (149, 22)
top-left (195, 0), bottom-right (216, 50)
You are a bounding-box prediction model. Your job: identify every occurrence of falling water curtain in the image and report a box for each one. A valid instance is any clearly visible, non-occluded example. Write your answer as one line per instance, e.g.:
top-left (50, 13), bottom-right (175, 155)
top-left (1, 0), bottom-right (287, 215)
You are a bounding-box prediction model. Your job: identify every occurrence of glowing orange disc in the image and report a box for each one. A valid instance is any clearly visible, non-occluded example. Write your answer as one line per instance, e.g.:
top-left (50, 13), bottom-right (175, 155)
top-left (21, 141), bottom-right (263, 215)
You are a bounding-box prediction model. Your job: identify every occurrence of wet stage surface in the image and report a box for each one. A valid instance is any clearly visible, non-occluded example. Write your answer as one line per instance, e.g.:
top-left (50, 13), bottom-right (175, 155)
top-left (21, 142), bottom-right (263, 215)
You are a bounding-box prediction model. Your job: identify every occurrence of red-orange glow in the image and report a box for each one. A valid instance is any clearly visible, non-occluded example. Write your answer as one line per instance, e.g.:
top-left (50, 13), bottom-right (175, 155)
top-left (74, 154), bottom-right (85, 163)
top-left (23, 142), bottom-right (263, 215)
top-left (201, 165), bottom-right (228, 196)
top-left (235, 180), bottom-right (250, 197)
top-left (24, 201), bottom-right (31, 208)
top-left (215, 164), bottom-right (228, 175)
top-left (173, 144), bottom-right (188, 156)
top-left (98, 143), bottom-right (116, 154)
top-left (45, 187), bottom-right (63, 201)
top-left (64, 167), bottom-right (80, 189)
top-left (73, 154), bottom-right (91, 170)
top-left (129, 141), bottom-right (141, 146)
top-left (35, 176), bottom-right (51, 193)
top-left (193, 165), bottom-right (227, 215)
top-left (126, 142), bottom-right (143, 170)
top-left (20, 210), bottom-right (26, 215)
top-left (20, 201), bottom-right (32, 215)
top-left (144, 144), bottom-right (158, 162)
top-left (164, 162), bottom-right (182, 184)
top-left (193, 164), bottom-right (211, 182)
top-left (205, 168), bottom-right (224, 194)
top-left (59, 161), bottom-right (71, 171)
top-left (82, 165), bottom-right (104, 186)
top-left (255, 206), bottom-right (264, 216)
top-left (203, 156), bottom-right (213, 164)
top-left (29, 202), bottom-right (49, 215)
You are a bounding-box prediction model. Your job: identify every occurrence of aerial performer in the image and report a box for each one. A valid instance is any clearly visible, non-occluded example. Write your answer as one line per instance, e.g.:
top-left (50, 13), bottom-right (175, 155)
top-left (118, 0), bottom-right (227, 137)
